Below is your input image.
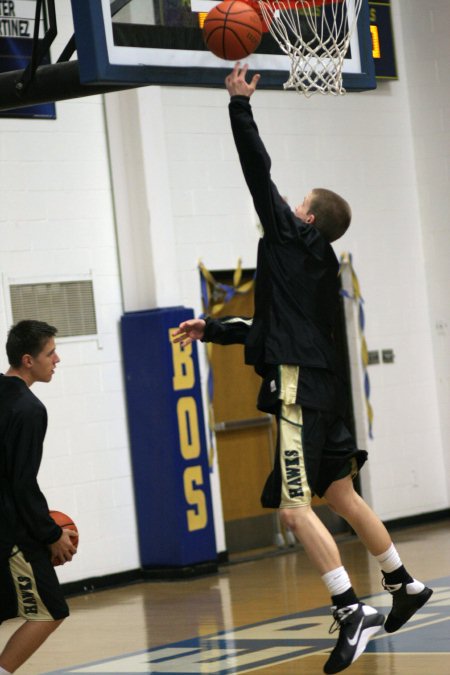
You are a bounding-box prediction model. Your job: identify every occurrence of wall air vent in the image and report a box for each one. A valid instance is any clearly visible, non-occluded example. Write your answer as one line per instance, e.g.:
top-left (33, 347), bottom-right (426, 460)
top-left (9, 280), bottom-right (97, 337)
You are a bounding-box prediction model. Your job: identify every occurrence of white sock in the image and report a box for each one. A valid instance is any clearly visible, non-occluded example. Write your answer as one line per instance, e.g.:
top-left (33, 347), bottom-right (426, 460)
top-left (377, 544), bottom-right (424, 593)
top-left (322, 566), bottom-right (352, 596)
top-left (375, 543), bottom-right (402, 573)
top-left (0, 667), bottom-right (12, 674)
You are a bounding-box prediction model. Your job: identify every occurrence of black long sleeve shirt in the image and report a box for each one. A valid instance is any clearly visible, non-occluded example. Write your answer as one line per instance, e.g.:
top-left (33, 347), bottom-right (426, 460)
top-left (0, 374), bottom-right (62, 558)
top-left (228, 95), bottom-right (340, 373)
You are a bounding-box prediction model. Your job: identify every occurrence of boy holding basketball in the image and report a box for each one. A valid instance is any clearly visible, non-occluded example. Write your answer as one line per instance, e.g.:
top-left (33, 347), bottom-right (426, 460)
top-left (174, 63), bottom-right (432, 674)
top-left (0, 320), bottom-right (77, 674)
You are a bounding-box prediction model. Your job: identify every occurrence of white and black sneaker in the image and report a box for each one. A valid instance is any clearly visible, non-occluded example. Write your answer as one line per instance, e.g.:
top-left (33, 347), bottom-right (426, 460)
top-left (383, 579), bottom-right (433, 633)
top-left (323, 602), bottom-right (384, 674)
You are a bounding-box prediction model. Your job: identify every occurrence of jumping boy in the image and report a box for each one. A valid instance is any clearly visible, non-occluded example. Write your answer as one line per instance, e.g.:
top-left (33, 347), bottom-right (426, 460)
top-left (173, 64), bottom-right (432, 673)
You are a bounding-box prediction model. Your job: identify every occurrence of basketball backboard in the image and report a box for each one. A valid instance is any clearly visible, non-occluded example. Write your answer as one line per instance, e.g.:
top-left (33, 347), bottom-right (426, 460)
top-left (72, 0), bottom-right (375, 91)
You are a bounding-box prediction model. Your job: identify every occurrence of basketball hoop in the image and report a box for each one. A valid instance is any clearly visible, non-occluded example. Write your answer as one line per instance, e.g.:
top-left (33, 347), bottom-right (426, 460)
top-left (256, 0), bottom-right (363, 96)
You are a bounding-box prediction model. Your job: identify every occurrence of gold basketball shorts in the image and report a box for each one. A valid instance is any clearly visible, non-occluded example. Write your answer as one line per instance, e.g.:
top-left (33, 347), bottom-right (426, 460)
top-left (278, 401), bottom-right (311, 507)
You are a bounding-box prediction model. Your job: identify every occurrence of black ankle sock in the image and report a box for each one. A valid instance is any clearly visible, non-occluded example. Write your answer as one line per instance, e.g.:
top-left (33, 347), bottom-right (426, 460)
top-left (332, 586), bottom-right (359, 609)
top-left (383, 565), bottom-right (413, 585)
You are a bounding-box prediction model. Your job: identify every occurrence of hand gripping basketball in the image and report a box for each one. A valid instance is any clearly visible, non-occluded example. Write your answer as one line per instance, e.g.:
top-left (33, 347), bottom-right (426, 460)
top-left (49, 510), bottom-right (79, 566)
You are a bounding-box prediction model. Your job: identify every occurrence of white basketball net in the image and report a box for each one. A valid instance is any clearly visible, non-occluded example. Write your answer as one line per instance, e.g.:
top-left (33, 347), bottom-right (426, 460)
top-left (257, 0), bottom-right (363, 96)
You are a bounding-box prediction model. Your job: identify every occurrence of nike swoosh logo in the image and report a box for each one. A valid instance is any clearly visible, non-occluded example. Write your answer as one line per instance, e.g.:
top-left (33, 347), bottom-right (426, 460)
top-left (347, 618), bottom-right (364, 647)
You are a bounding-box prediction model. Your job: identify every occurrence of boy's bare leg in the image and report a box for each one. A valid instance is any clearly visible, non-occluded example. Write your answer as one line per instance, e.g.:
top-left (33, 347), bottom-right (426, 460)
top-left (280, 502), bottom-right (384, 674)
top-left (280, 504), bottom-right (342, 574)
top-left (324, 475), bottom-right (391, 555)
top-left (0, 619), bottom-right (64, 673)
top-left (325, 474), bottom-right (433, 635)
top-left (278, 476), bottom-right (393, 578)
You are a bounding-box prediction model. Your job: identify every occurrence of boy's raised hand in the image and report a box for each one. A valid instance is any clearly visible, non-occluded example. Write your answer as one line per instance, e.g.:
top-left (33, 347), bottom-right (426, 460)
top-left (225, 62), bottom-right (261, 98)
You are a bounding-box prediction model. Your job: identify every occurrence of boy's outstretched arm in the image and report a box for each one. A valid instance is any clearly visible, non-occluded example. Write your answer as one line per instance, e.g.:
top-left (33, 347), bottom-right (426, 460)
top-left (173, 316), bottom-right (252, 347)
top-left (226, 64), bottom-right (292, 242)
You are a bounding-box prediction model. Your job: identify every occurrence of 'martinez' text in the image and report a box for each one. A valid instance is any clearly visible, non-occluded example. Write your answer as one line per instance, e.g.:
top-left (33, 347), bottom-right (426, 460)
top-left (0, 2), bottom-right (32, 38)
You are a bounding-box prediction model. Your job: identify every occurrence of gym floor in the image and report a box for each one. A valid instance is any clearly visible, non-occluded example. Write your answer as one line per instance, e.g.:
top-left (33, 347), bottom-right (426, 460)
top-left (3, 520), bottom-right (449, 674)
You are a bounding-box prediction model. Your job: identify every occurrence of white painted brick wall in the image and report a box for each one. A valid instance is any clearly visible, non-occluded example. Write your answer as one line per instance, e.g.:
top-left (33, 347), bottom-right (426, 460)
top-left (0, 2), bottom-right (139, 582)
top-left (398, 1), bottom-right (450, 502)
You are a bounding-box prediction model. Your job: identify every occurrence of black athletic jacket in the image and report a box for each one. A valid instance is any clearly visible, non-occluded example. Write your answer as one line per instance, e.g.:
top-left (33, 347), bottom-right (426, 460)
top-left (226, 95), bottom-right (341, 373)
top-left (0, 375), bottom-right (62, 558)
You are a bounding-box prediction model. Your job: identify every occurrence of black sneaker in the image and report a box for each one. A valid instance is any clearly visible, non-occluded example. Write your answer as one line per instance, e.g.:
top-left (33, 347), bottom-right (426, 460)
top-left (383, 579), bottom-right (433, 633)
top-left (323, 602), bottom-right (384, 674)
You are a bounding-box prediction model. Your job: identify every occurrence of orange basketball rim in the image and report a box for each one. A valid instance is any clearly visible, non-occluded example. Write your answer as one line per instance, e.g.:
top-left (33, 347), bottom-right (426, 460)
top-left (243, 0), bottom-right (345, 32)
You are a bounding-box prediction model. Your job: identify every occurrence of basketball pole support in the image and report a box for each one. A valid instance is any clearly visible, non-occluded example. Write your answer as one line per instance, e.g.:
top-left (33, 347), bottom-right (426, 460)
top-left (0, 61), bottom-right (142, 112)
top-left (0, 0), bottom-right (140, 113)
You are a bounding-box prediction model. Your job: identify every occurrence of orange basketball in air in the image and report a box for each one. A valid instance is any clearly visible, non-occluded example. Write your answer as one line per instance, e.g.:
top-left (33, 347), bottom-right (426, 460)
top-left (203, 1), bottom-right (263, 60)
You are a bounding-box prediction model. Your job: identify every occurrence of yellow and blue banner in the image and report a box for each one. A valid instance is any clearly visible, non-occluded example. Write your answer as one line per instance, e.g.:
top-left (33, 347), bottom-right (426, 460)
top-left (340, 252), bottom-right (374, 439)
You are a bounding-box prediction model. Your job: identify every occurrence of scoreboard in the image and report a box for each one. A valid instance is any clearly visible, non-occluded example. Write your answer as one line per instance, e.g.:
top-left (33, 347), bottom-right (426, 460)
top-left (369, 0), bottom-right (398, 79)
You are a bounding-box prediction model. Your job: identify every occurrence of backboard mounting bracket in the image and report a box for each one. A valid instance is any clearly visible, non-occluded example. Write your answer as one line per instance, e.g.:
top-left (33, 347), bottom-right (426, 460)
top-left (16, 0), bottom-right (56, 95)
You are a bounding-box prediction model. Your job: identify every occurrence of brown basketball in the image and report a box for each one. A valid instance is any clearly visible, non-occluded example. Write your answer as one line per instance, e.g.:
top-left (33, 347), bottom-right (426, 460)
top-left (203, 1), bottom-right (263, 61)
top-left (49, 510), bottom-right (79, 566)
